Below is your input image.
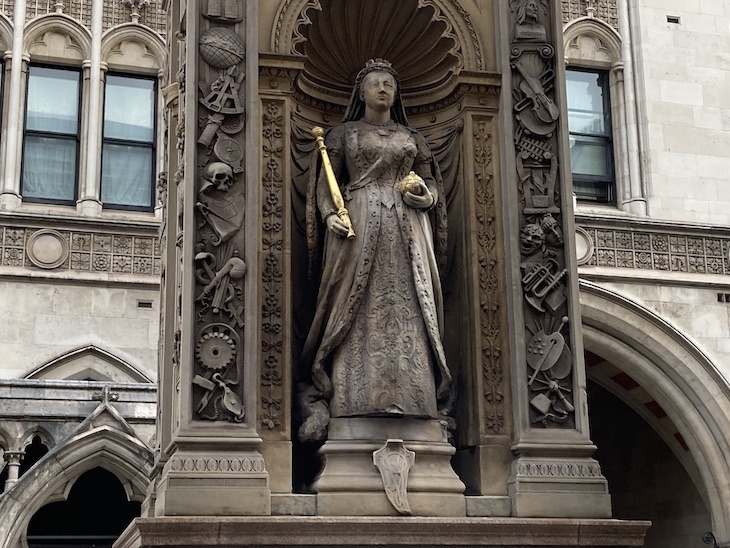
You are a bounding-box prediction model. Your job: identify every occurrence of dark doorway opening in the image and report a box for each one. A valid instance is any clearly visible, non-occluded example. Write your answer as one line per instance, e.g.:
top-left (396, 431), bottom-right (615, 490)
top-left (26, 466), bottom-right (141, 548)
top-left (588, 379), bottom-right (711, 548)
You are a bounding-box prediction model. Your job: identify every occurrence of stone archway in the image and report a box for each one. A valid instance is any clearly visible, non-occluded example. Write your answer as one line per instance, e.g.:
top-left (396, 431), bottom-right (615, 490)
top-left (0, 406), bottom-right (153, 548)
top-left (579, 280), bottom-right (730, 546)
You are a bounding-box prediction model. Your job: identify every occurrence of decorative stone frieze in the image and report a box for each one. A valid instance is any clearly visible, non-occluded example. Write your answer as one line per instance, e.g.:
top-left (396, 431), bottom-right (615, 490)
top-left (561, 0), bottom-right (618, 31)
top-left (0, 225), bottom-right (160, 276)
top-left (576, 224), bottom-right (730, 276)
top-left (6, 0), bottom-right (167, 34)
top-left (168, 454), bottom-right (266, 474)
top-left (509, 0), bottom-right (577, 429)
top-left (515, 459), bottom-right (603, 479)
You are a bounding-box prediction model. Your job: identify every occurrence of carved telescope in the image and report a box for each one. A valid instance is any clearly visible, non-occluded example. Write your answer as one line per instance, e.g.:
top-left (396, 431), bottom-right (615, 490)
top-left (311, 126), bottom-right (355, 239)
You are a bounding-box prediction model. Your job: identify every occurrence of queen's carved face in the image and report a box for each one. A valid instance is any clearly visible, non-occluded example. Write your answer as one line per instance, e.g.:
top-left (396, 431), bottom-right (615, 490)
top-left (360, 70), bottom-right (396, 113)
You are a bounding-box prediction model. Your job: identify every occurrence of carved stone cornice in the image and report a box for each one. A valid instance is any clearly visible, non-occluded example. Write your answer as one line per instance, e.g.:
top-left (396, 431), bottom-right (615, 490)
top-left (258, 53), bottom-right (305, 95)
top-left (0, 221), bottom-right (161, 278)
top-left (575, 216), bottom-right (730, 277)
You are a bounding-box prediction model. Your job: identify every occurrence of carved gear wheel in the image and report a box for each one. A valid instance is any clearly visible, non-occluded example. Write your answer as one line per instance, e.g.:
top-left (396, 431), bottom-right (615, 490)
top-left (196, 331), bottom-right (236, 371)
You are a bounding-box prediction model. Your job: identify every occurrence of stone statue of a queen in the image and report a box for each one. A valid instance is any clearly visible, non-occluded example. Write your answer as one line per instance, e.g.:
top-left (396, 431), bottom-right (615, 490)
top-left (300, 59), bottom-right (453, 443)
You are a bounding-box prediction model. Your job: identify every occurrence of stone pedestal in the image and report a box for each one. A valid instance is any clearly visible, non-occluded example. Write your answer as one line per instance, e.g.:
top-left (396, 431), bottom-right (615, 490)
top-left (154, 449), bottom-right (270, 516)
top-left (114, 516), bottom-right (651, 547)
top-left (508, 454), bottom-right (611, 518)
top-left (315, 418), bottom-right (465, 517)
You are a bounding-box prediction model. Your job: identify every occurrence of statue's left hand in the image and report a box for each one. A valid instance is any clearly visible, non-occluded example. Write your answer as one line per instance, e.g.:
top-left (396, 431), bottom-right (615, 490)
top-left (403, 180), bottom-right (435, 209)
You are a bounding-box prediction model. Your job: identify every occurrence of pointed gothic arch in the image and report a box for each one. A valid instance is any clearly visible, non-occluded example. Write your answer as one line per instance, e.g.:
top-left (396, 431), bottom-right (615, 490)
top-left (0, 404), bottom-right (153, 548)
top-left (579, 280), bottom-right (730, 546)
top-left (24, 345), bottom-right (153, 383)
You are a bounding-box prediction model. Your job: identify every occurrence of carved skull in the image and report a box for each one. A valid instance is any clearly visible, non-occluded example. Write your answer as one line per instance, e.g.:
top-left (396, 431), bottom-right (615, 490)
top-left (204, 162), bottom-right (234, 192)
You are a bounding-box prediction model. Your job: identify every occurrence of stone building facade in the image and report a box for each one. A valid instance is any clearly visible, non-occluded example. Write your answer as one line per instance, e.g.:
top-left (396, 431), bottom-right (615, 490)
top-left (0, 1), bottom-right (728, 547)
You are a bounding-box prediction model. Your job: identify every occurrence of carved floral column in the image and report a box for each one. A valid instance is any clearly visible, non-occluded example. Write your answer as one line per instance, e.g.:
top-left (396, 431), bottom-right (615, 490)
top-left (501, 0), bottom-right (611, 517)
top-left (153, 0), bottom-right (270, 516)
top-left (257, 53), bottom-right (304, 494)
top-left (433, 72), bottom-right (513, 504)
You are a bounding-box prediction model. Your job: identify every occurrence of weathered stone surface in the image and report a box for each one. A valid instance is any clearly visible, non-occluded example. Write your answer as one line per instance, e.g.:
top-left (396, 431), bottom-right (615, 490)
top-left (114, 516), bottom-right (651, 547)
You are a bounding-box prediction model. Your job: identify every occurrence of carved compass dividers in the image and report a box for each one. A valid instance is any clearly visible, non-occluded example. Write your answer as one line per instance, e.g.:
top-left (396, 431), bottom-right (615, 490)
top-left (193, 2), bottom-right (247, 422)
top-left (510, 0), bottom-right (575, 427)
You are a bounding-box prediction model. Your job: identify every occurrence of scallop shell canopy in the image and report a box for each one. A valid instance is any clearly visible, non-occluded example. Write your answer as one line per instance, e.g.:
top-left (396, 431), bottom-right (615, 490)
top-left (296, 0), bottom-right (462, 100)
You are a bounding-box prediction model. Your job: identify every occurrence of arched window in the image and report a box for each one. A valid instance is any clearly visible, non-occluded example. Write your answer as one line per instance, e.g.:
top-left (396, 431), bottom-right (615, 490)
top-left (26, 467), bottom-right (141, 548)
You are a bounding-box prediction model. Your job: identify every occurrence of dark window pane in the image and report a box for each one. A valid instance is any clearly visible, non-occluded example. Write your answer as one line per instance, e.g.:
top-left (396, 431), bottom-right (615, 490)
top-left (22, 136), bottom-right (77, 201)
top-left (26, 67), bottom-right (79, 134)
top-left (566, 68), bottom-right (614, 204)
top-left (573, 180), bottom-right (612, 203)
top-left (566, 70), bottom-right (607, 134)
top-left (570, 134), bottom-right (611, 177)
top-left (104, 76), bottom-right (155, 142)
top-left (568, 109), bottom-right (605, 135)
top-left (101, 143), bottom-right (153, 207)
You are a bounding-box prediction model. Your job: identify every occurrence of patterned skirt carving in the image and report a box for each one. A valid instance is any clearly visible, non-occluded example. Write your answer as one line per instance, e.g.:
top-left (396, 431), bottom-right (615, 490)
top-left (330, 205), bottom-right (438, 419)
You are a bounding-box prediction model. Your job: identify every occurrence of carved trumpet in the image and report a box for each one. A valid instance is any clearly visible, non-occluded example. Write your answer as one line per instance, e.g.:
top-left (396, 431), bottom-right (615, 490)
top-left (311, 126), bottom-right (355, 239)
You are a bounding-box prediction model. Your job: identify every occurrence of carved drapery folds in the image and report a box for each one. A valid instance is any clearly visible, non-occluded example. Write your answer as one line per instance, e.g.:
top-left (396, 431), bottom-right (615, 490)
top-left (510, 0), bottom-right (575, 428)
top-left (192, 11), bottom-right (247, 423)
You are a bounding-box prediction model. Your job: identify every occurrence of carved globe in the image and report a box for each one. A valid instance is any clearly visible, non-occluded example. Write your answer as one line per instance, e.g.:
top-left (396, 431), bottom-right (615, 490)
top-left (199, 27), bottom-right (245, 69)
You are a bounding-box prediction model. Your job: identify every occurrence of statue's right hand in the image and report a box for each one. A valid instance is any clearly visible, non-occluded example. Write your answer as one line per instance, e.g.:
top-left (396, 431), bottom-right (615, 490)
top-left (326, 214), bottom-right (349, 238)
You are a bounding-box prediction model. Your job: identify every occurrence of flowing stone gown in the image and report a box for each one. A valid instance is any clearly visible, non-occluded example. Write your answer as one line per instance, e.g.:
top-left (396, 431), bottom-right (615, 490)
top-left (303, 119), bottom-right (452, 426)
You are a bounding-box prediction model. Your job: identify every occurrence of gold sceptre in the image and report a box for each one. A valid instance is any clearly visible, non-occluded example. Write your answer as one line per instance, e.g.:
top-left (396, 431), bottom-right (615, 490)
top-left (311, 126), bottom-right (355, 239)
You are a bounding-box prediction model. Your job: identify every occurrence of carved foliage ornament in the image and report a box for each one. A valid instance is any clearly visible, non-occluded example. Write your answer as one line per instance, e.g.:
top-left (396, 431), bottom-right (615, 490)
top-left (260, 100), bottom-right (285, 431)
top-left (192, 8), bottom-right (247, 422)
top-left (510, 0), bottom-right (576, 428)
top-left (473, 119), bottom-right (504, 434)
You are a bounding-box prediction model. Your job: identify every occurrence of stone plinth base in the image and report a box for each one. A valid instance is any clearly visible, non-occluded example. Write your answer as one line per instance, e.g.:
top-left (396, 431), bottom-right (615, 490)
top-left (315, 418), bottom-right (465, 516)
top-left (114, 517), bottom-right (651, 547)
top-left (509, 456), bottom-right (612, 518)
top-left (154, 450), bottom-right (270, 516)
